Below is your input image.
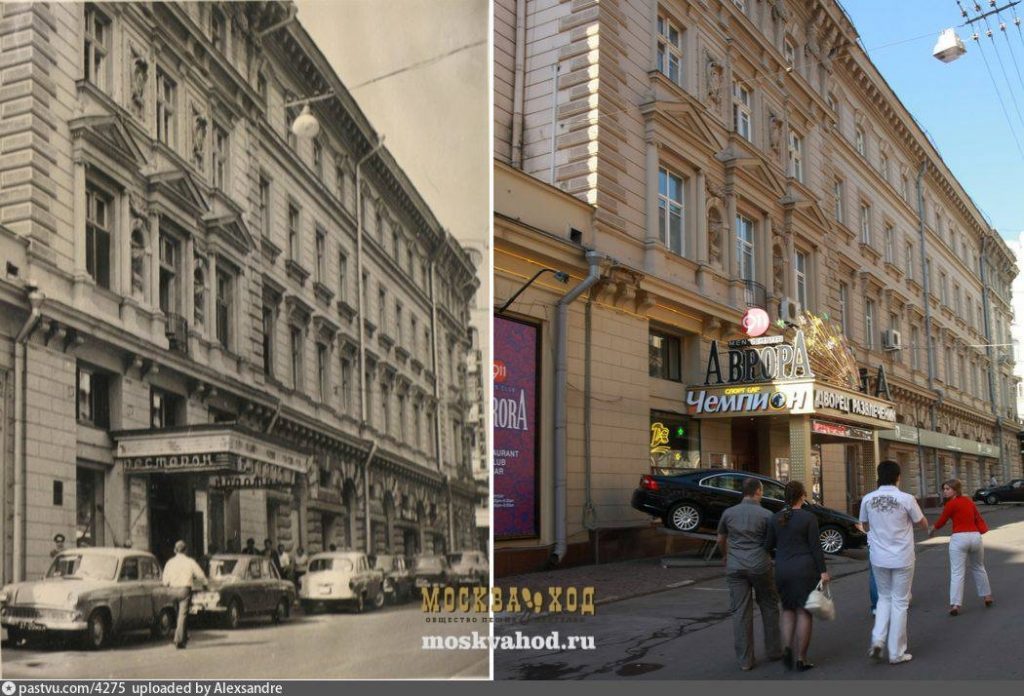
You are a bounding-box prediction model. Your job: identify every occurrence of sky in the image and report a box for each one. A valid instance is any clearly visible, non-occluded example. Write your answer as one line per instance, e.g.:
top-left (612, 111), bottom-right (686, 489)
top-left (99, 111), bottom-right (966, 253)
top-left (841, 0), bottom-right (1024, 240)
top-left (292, 0), bottom-right (489, 265)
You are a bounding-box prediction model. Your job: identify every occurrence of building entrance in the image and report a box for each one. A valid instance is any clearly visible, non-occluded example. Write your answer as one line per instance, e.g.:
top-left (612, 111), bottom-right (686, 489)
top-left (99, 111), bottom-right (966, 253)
top-left (149, 475), bottom-right (202, 564)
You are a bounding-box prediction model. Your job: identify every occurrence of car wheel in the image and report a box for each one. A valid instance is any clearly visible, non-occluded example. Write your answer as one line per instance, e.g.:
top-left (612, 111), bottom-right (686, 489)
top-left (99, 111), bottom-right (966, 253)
top-left (372, 589), bottom-right (385, 610)
top-left (83, 609), bottom-right (110, 650)
top-left (152, 608), bottom-right (175, 639)
top-left (986, 494), bottom-right (999, 505)
top-left (271, 597), bottom-right (290, 624)
top-left (666, 502), bottom-right (702, 532)
top-left (819, 526), bottom-right (846, 555)
top-left (225, 599), bottom-right (243, 630)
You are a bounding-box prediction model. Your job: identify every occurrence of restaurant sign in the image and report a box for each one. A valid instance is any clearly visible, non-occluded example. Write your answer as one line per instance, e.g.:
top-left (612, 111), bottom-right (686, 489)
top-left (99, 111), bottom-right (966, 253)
top-left (704, 331), bottom-right (814, 386)
top-left (114, 428), bottom-right (310, 474)
top-left (811, 419), bottom-right (873, 441)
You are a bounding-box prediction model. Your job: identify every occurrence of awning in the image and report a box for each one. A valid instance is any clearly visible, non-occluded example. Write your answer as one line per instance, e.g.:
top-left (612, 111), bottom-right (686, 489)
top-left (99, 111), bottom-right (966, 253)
top-left (112, 424), bottom-right (312, 488)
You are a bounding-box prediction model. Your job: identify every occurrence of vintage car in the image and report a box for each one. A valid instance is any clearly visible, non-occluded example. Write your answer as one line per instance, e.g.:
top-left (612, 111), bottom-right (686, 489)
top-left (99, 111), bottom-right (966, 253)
top-left (0, 548), bottom-right (178, 649)
top-left (370, 554), bottom-right (414, 604)
top-left (299, 551), bottom-right (384, 613)
top-left (410, 554), bottom-right (453, 591)
top-left (446, 550), bottom-right (489, 586)
top-left (189, 554), bottom-right (295, 629)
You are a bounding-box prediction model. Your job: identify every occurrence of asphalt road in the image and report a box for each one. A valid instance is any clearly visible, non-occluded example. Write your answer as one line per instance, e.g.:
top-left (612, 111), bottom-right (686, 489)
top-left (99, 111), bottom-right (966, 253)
top-left (495, 503), bottom-right (1024, 680)
top-left (1, 601), bottom-right (488, 679)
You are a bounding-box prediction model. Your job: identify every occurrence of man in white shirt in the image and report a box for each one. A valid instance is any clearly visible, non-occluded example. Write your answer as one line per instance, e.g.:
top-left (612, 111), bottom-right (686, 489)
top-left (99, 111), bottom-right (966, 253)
top-left (859, 460), bottom-right (928, 665)
top-left (162, 540), bottom-right (207, 649)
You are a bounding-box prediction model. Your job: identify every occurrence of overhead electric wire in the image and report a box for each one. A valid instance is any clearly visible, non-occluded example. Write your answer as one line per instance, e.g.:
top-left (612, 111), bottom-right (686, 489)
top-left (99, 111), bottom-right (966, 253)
top-left (977, 10), bottom-right (1024, 135)
top-left (969, 26), bottom-right (1024, 158)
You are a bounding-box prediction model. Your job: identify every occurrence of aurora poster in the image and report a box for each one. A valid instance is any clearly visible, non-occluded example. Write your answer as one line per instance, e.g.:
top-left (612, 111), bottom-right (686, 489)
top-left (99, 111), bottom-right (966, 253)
top-left (493, 315), bottom-right (539, 539)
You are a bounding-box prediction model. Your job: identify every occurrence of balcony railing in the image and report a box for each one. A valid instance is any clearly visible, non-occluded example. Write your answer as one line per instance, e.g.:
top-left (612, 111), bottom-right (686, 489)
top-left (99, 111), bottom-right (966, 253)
top-left (743, 279), bottom-right (767, 309)
top-left (165, 313), bottom-right (189, 355)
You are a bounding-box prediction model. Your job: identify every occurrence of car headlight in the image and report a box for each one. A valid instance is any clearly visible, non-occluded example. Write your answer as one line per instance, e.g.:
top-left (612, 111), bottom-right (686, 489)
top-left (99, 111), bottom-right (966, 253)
top-left (0, 590), bottom-right (9, 604)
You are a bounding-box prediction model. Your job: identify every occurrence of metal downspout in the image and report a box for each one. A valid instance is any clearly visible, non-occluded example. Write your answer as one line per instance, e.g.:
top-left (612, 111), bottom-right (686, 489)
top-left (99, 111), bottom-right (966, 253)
top-left (363, 442), bottom-right (377, 554)
top-left (582, 293), bottom-right (597, 563)
top-left (356, 136), bottom-right (386, 432)
top-left (979, 235), bottom-right (1008, 482)
top-left (510, 0), bottom-right (527, 169)
top-left (553, 250), bottom-right (603, 563)
top-left (13, 288), bottom-right (44, 582)
top-left (916, 161), bottom-right (940, 498)
top-left (429, 258), bottom-right (443, 473)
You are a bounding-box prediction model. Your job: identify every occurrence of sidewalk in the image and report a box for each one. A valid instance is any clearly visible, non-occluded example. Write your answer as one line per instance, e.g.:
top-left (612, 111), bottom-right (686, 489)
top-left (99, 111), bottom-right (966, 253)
top-left (494, 503), bottom-right (1019, 609)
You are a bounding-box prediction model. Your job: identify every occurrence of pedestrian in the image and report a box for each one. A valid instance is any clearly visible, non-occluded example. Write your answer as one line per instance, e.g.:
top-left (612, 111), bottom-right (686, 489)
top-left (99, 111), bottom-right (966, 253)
top-left (988, 474), bottom-right (998, 487)
top-left (243, 537), bottom-right (257, 555)
top-left (162, 540), bottom-right (207, 649)
top-left (264, 538), bottom-right (282, 575)
top-left (50, 533), bottom-right (66, 558)
top-left (294, 546), bottom-right (308, 590)
top-left (859, 460), bottom-right (928, 665)
top-left (278, 543), bottom-right (292, 581)
top-left (928, 479), bottom-right (994, 615)
top-left (765, 480), bottom-right (830, 672)
top-left (716, 477), bottom-right (783, 671)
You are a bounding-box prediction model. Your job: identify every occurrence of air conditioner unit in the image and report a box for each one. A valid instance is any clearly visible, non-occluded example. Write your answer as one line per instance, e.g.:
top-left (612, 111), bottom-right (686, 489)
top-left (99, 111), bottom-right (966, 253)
top-left (882, 329), bottom-right (903, 351)
top-left (779, 297), bottom-right (802, 323)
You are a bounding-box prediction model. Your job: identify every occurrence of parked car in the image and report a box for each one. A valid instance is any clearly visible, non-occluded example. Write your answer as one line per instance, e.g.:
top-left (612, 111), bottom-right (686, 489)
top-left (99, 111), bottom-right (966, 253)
top-left (370, 554), bottom-right (414, 604)
top-left (189, 554), bottom-right (294, 629)
top-left (299, 551), bottom-right (384, 613)
top-left (631, 469), bottom-right (867, 554)
top-left (410, 554), bottom-right (452, 591)
top-left (446, 550), bottom-right (488, 586)
top-left (0, 548), bottom-right (178, 649)
top-left (974, 479), bottom-right (1024, 505)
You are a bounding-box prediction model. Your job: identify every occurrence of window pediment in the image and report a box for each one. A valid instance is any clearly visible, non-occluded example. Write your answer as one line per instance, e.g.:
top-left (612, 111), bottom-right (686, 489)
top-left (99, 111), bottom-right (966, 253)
top-left (71, 113), bottom-right (148, 171)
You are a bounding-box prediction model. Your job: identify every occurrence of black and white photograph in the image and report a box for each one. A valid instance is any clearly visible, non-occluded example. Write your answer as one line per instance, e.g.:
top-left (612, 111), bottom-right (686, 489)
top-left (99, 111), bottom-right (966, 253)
top-left (0, 0), bottom-right (488, 680)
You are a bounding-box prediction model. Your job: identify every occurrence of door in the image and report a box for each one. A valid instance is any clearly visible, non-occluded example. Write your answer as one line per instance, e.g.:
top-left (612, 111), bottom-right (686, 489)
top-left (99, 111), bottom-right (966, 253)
top-left (149, 476), bottom-right (196, 564)
top-left (117, 556), bottom-right (149, 631)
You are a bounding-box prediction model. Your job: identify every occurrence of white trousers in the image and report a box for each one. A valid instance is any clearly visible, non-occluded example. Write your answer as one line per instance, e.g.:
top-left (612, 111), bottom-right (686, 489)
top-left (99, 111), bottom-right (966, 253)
top-left (870, 564), bottom-right (914, 661)
top-left (948, 532), bottom-right (991, 606)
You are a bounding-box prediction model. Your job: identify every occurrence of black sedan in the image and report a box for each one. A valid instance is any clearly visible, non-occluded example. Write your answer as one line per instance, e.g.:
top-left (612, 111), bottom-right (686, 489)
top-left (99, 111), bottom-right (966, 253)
top-left (631, 469), bottom-right (867, 554)
top-left (973, 479), bottom-right (1024, 505)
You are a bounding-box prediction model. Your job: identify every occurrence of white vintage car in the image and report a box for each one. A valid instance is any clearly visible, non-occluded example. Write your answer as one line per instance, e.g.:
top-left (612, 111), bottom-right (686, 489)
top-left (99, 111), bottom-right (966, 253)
top-left (298, 551), bottom-right (384, 614)
top-left (0, 548), bottom-right (178, 649)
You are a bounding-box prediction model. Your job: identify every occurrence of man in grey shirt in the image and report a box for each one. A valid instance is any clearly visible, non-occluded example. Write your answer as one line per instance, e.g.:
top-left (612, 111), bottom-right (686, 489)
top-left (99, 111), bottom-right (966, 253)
top-left (717, 477), bottom-right (783, 670)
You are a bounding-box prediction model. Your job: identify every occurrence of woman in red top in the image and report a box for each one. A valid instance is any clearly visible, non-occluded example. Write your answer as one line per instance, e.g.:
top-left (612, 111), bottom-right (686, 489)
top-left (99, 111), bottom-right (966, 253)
top-left (928, 479), bottom-right (993, 615)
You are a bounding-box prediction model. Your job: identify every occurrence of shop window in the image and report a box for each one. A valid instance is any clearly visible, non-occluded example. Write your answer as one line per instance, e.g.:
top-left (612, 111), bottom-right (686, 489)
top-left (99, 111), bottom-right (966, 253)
top-left (150, 388), bottom-right (183, 429)
top-left (648, 329), bottom-right (682, 381)
top-left (650, 411), bottom-right (700, 471)
top-left (76, 363), bottom-right (110, 429)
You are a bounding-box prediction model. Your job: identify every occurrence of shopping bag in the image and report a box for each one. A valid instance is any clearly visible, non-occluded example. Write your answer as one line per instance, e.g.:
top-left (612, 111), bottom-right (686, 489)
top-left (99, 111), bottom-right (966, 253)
top-left (804, 580), bottom-right (835, 620)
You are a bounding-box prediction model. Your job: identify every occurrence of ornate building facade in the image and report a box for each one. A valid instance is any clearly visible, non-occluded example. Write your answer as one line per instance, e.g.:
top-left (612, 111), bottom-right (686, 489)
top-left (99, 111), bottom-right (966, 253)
top-left (494, 0), bottom-right (1022, 574)
top-left (0, 1), bottom-right (479, 583)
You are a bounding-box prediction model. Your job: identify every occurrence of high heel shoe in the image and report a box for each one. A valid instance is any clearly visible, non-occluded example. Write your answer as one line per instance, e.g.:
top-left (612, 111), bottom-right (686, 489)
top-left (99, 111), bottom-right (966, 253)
top-left (796, 660), bottom-right (815, 672)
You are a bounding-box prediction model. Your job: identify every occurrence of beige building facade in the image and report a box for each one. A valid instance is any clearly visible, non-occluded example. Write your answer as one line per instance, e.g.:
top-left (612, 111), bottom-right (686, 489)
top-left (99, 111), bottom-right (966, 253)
top-left (0, 1), bottom-right (479, 583)
top-left (494, 0), bottom-right (1022, 575)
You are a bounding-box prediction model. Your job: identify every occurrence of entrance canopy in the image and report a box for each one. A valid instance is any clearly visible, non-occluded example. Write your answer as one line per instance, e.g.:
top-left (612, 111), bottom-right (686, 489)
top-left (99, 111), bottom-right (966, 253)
top-left (113, 424), bottom-right (311, 488)
top-left (684, 378), bottom-right (897, 431)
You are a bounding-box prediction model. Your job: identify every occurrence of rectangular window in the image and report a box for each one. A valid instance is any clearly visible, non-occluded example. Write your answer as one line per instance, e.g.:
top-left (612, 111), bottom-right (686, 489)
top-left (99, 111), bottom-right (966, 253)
top-left (901, 175), bottom-right (909, 201)
top-left (211, 6), bottom-right (227, 53)
top-left (865, 299), bottom-right (875, 349)
top-left (413, 402), bottom-right (421, 448)
top-left (335, 164), bottom-right (346, 204)
top-left (649, 329), bottom-right (682, 382)
top-left (313, 140), bottom-right (323, 178)
top-left (158, 233), bottom-right (179, 314)
top-left (85, 186), bottom-right (112, 289)
top-left (795, 251), bottom-right (808, 309)
top-left (940, 272), bottom-right (948, 304)
top-left (288, 204), bottom-right (300, 261)
top-left (378, 287), bottom-right (387, 331)
top-left (262, 305), bottom-right (275, 378)
top-left (884, 225), bottom-right (894, 263)
top-left (788, 131), bottom-right (803, 182)
top-left (258, 176), bottom-right (271, 239)
top-left (315, 229), bottom-right (326, 284)
top-left (736, 214), bottom-right (755, 281)
top-left (76, 364), bottom-right (110, 429)
top-left (656, 15), bottom-right (683, 87)
top-left (658, 167), bottom-right (685, 256)
top-left (880, 153), bottom-right (889, 181)
top-left (212, 124), bottom-right (229, 190)
top-left (382, 384), bottom-right (392, 436)
top-left (733, 82), bottom-right (752, 141)
top-left (341, 357), bottom-right (352, 412)
top-left (290, 327), bottom-right (303, 390)
top-left (257, 72), bottom-right (267, 107)
top-left (911, 325), bottom-right (921, 370)
top-left (955, 284), bottom-right (962, 315)
top-left (396, 303), bottom-right (404, 346)
top-left (410, 316), bottom-right (418, 358)
top-left (83, 4), bottom-right (110, 91)
top-left (338, 252), bottom-right (348, 302)
top-left (906, 242), bottom-right (915, 281)
top-left (784, 38), bottom-right (797, 67)
top-left (855, 127), bottom-right (866, 157)
top-left (156, 68), bottom-right (176, 147)
top-left (150, 388), bottom-right (182, 429)
top-left (860, 203), bottom-right (871, 245)
top-left (838, 282), bottom-right (848, 335)
top-left (215, 268), bottom-right (232, 349)
top-left (833, 179), bottom-right (844, 223)
top-left (317, 343), bottom-right (328, 402)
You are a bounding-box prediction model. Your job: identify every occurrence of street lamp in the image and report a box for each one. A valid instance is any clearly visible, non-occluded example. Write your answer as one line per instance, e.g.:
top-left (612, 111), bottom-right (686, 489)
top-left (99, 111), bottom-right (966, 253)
top-left (285, 93), bottom-right (337, 141)
top-left (933, 28), bottom-right (967, 62)
top-left (496, 268), bottom-right (570, 314)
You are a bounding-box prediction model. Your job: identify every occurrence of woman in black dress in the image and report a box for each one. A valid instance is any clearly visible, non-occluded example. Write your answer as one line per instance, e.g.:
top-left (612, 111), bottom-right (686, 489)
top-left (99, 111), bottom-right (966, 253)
top-left (765, 480), bottom-right (831, 671)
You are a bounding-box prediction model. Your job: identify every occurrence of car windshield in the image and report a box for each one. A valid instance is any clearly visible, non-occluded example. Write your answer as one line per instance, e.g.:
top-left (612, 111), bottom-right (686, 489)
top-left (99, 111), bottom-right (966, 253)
top-left (446, 553), bottom-right (464, 564)
top-left (309, 557), bottom-right (353, 572)
top-left (414, 556), bottom-right (444, 571)
top-left (46, 553), bottom-right (118, 581)
top-left (373, 555), bottom-right (394, 570)
top-left (209, 559), bottom-right (240, 578)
